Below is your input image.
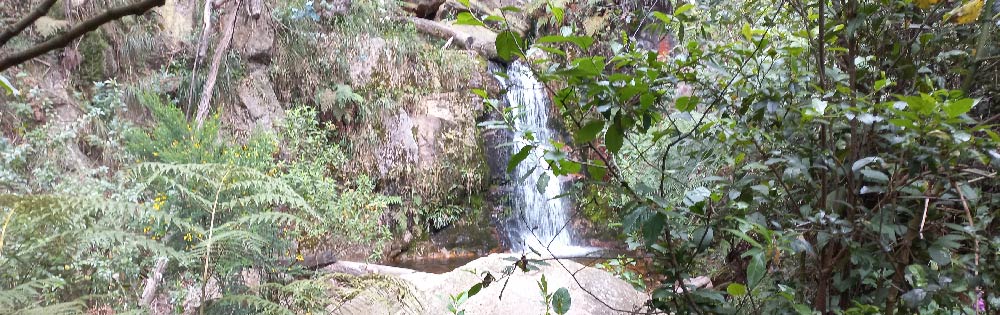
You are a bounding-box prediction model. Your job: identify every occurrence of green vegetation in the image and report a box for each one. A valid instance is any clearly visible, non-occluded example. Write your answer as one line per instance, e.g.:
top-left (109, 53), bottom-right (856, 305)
top-left (457, 0), bottom-right (999, 313)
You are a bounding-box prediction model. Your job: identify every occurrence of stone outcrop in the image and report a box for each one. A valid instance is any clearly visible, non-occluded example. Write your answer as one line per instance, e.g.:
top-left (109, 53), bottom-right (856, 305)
top-left (325, 254), bottom-right (652, 315)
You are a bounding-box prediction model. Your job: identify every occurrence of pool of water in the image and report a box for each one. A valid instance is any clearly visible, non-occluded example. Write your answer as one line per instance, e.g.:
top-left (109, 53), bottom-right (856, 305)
top-left (390, 256), bottom-right (480, 274)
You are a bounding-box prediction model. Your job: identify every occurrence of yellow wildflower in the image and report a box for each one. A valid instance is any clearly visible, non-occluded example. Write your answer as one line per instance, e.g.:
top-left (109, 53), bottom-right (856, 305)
top-left (296, 253), bottom-right (304, 261)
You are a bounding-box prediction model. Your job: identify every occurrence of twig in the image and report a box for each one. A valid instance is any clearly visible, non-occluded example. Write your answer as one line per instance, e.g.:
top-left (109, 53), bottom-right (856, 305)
top-left (918, 196), bottom-right (929, 239)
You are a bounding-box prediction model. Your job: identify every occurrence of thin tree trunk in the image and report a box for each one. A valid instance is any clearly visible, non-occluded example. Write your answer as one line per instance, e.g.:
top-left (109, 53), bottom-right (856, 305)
top-left (194, 0), bottom-right (240, 129)
top-left (140, 257), bottom-right (169, 307)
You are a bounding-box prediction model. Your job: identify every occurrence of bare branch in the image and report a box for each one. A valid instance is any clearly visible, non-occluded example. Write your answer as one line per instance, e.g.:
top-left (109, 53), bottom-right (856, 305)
top-left (0, 0), bottom-right (166, 72)
top-left (0, 0), bottom-right (59, 48)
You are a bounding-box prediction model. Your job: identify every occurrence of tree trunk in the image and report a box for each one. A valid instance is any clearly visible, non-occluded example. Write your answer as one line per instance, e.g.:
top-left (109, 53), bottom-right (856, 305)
top-left (194, 1), bottom-right (240, 129)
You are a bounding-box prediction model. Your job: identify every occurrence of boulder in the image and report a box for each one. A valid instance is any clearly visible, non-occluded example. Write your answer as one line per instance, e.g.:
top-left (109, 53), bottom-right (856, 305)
top-left (224, 65), bottom-right (285, 137)
top-left (324, 254), bottom-right (651, 314)
top-left (401, 254), bottom-right (651, 314)
top-left (233, 6), bottom-right (275, 63)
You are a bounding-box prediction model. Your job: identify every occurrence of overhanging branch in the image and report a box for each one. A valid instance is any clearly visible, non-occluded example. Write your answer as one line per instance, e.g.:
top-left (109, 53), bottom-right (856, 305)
top-left (0, 0), bottom-right (58, 48)
top-left (0, 0), bottom-right (166, 72)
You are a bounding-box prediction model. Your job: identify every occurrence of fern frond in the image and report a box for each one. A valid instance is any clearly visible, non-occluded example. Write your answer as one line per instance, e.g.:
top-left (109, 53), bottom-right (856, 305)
top-left (18, 301), bottom-right (85, 315)
top-left (0, 278), bottom-right (65, 310)
top-left (210, 294), bottom-right (295, 315)
top-left (82, 229), bottom-right (189, 262)
top-left (220, 212), bottom-right (312, 231)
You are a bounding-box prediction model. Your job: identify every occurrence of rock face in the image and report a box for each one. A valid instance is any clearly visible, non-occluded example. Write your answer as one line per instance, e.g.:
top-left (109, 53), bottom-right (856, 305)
top-left (326, 254), bottom-right (650, 314)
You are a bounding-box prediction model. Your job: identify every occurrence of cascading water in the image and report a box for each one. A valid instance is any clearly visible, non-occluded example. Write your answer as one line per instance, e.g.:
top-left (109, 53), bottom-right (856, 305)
top-left (491, 60), bottom-right (594, 257)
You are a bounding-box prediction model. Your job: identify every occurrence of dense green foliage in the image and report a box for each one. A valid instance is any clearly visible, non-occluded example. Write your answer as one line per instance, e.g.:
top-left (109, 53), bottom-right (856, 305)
top-left (460, 0), bottom-right (999, 313)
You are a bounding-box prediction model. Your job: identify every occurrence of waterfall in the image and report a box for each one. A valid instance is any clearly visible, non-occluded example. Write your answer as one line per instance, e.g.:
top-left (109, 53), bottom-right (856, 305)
top-left (491, 60), bottom-right (594, 257)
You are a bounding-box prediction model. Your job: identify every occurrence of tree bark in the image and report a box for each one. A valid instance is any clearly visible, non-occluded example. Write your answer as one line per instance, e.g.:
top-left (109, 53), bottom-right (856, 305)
top-left (194, 0), bottom-right (240, 129)
top-left (0, 0), bottom-right (165, 72)
top-left (140, 257), bottom-right (169, 307)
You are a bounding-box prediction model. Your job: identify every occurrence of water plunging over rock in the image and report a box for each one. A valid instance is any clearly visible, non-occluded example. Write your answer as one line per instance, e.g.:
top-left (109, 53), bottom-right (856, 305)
top-left (491, 60), bottom-right (595, 257)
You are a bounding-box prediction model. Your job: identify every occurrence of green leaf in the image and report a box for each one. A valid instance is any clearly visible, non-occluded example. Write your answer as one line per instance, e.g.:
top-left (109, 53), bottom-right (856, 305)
top-left (747, 254), bottom-right (766, 289)
top-left (928, 246), bottom-right (951, 265)
top-left (605, 120), bottom-right (623, 154)
top-left (683, 187), bottom-right (711, 206)
top-left (851, 156), bottom-right (881, 172)
top-left (859, 169), bottom-right (889, 183)
top-left (652, 12), bottom-right (674, 24)
top-left (674, 3), bottom-right (694, 15)
top-left (726, 283), bottom-right (747, 296)
top-left (468, 283), bottom-right (483, 297)
top-left (508, 145), bottom-right (534, 172)
top-left (643, 213), bottom-right (665, 245)
top-left (675, 96), bottom-right (699, 112)
top-left (559, 160), bottom-right (581, 174)
top-left (456, 12), bottom-right (484, 26)
top-left (898, 95), bottom-right (932, 114)
top-left (943, 98), bottom-right (974, 118)
top-left (588, 160), bottom-right (607, 180)
top-left (692, 226), bottom-right (714, 251)
top-left (536, 35), bottom-right (595, 50)
top-left (549, 3), bottom-right (564, 25)
top-left (471, 88), bottom-right (488, 99)
top-left (536, 173), bottom-right (550, 194)
top-left (901, 288), bottom-right (927, 307)
top-left (457, 0), bottom-right (470, 8)
top-left (792, 304), bottom-right (813, 315)
top-left (496, 31), bottom-right (523, 61)
top-left (499, 5), bottom-right (522, 12)
top-left (575, 120), bottom-right (604, 143)
top-left (0, 75), bottom-right (18, 96)
top-left (551, 287), bottom-right (571, 314)
top-left (874, 79), bottom-right (890, 91)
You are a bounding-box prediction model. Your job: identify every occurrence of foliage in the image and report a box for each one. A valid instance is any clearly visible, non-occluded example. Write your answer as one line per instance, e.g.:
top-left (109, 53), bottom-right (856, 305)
top-left (462, 0), bottom-right (999, 313)
top-left (280, 106), bottom-right (399, 260)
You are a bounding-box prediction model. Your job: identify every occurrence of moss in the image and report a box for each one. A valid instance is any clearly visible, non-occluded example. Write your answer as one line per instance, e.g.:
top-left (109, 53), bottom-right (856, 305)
top-left (78, 30), bottom-right (110, 85)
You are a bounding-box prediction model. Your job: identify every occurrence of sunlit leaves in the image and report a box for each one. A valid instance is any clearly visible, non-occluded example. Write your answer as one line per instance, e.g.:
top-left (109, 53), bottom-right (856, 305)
top-left (727, 283), bottom-right (748, 296)
top-left (496, 31), bottom-right (524, 62)
top-left (456, 12), bottom-right (484, 26)
top-left (943, 98), bottom-right (974, 118)
top-left (508, 145), bottom-right (534, 173)
top-left (574, 120), bottom-right (604, 144)
top-left (675, 96), bottom-right (700, 112)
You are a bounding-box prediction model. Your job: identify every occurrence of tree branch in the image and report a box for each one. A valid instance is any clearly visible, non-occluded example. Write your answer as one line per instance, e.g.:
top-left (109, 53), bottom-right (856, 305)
top-left (0, 0), bottom-right (58, 48)
top-left (0, 0), bottom-right (166, 72)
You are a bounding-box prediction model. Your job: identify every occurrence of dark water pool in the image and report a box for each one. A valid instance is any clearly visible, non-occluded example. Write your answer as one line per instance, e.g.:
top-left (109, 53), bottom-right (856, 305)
top-left (390, 256), bottom-right (480, 274)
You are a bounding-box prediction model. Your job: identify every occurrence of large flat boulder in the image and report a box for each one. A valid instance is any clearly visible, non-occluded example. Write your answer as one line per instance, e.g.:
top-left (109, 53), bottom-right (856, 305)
top-left (402, 254), bottom-right (650, 314)
top-left (324, 254), bottom-right (650, 314)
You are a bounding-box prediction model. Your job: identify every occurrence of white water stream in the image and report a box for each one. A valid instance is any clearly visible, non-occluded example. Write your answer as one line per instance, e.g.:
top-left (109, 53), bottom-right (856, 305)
top-left (493, 60), bottom-right (596, 257)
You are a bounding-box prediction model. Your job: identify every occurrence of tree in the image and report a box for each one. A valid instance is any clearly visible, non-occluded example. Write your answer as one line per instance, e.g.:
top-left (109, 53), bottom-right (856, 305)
top-left (0, 0), bottom-right (166, 72)
top-left (459, 0), bottom-right (998, 313)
